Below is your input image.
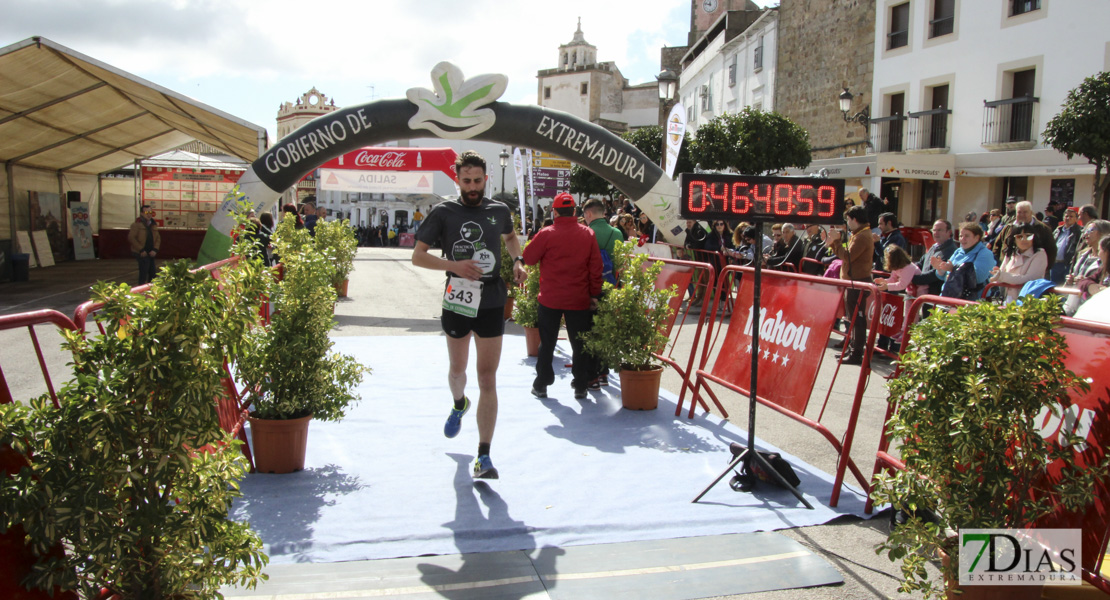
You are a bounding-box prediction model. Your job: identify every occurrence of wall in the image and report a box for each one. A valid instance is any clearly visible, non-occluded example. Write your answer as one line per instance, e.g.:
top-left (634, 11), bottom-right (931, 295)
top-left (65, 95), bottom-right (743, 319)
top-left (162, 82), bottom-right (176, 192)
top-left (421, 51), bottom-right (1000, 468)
top-left (775, 0), bottom-right (875, 159)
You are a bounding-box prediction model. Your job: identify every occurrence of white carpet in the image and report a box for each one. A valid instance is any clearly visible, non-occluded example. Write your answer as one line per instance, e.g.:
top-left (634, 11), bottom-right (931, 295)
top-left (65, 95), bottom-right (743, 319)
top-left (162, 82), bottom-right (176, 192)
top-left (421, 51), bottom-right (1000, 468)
top-left (231, 334), bottom-right (871, 564)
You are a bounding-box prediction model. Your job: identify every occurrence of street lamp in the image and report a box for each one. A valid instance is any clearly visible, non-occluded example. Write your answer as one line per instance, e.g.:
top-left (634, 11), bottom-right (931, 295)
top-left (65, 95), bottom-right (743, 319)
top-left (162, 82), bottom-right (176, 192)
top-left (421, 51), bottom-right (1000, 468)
top-left (499, 148), bottom-right (510, 198)
top-left (839, 87), bottom-right (870, 127)
top-left (656, 69), bottom-right (678, 167)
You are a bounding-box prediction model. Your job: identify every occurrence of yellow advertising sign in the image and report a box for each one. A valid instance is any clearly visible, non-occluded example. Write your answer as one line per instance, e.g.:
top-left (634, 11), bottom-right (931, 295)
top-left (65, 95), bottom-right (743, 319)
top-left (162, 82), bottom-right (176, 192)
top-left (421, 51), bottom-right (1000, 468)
top-left (531, 150), bottom-right (572, 170)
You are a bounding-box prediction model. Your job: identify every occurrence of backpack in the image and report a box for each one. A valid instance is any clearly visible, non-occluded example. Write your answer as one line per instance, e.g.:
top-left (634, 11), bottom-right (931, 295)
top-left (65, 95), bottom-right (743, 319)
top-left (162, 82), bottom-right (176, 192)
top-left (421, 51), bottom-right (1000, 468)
top-left (599, 228), bottom-right (619, 286)
top-left (941, 249), bottom-right (983, 300)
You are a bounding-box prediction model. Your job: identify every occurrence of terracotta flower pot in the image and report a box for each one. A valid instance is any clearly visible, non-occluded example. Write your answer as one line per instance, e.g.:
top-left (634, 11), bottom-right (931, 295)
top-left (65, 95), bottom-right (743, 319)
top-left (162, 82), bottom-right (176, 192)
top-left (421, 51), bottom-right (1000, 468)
top-left (618, 365), bottom-right (663, 410)
top-left (524, 326), bottom-right (540, 357)
top-left (334, 279), bottom-right (349, 298)
top-left (503, 298), bottom-right (515, 321)
top-left (248, 413), bottom-right (313, 474)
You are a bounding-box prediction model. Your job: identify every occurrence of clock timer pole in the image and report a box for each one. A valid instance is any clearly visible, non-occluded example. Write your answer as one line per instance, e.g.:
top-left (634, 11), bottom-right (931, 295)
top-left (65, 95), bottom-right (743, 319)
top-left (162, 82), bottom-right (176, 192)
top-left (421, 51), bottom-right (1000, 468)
top-left (693, 222), bottom-right (813, 508)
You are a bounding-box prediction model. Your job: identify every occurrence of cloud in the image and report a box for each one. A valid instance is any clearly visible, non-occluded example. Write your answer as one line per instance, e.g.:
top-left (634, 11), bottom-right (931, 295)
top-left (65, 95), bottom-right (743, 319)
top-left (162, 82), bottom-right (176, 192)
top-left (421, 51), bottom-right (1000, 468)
top-left (3, 0), bottom-right (760, 140)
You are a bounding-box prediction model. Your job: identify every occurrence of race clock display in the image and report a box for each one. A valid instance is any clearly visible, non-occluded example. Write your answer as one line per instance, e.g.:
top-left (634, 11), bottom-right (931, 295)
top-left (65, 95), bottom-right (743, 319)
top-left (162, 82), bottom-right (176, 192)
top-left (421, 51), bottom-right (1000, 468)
top-left (678, 173), bottom-right (846, 225)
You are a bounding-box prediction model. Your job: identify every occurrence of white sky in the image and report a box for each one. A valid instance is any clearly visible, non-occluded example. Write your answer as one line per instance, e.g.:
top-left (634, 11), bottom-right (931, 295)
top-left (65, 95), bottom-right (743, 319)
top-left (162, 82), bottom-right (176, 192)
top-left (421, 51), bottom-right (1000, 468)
top-left (3, 0), bottom-right (769, 143)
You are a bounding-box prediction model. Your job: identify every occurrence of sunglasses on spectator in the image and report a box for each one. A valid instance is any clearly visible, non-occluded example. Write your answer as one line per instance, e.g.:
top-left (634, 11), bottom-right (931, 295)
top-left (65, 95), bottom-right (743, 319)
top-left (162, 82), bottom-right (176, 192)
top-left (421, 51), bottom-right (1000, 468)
top-left (1016, 233), bottom-right (1035, 241)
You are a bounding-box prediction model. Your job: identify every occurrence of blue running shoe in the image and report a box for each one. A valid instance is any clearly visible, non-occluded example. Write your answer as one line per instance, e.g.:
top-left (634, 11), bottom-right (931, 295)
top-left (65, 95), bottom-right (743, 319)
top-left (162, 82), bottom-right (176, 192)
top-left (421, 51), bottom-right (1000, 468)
top-left (473, 454), bottom-right (499, 479)
top-left (443, 397), bottom-right (470, 438)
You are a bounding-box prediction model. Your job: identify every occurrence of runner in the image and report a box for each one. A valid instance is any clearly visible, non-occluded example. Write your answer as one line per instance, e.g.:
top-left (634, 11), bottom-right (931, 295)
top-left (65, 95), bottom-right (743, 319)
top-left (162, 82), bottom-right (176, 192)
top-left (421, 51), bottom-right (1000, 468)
top-left (412, 150), bottom-right (527, 479)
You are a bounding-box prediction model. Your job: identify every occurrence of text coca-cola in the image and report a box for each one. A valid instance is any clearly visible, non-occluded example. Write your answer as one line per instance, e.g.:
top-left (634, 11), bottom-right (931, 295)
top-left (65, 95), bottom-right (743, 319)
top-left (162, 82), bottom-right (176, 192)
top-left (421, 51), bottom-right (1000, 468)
top-left (354, 151), bottom-right (408, 168)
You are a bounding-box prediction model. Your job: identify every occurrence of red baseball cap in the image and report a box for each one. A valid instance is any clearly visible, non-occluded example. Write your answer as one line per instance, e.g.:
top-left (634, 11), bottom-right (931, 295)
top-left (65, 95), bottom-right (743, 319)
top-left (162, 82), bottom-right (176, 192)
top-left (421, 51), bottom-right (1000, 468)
top-left (553, 193), bottom-right (576, 209)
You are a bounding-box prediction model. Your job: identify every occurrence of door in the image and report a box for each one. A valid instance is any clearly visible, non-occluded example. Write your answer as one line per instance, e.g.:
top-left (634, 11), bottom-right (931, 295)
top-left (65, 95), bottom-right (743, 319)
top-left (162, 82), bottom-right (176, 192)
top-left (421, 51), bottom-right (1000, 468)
top-left (929, 85), bottom-right (949, 149)
top-left (1010, 69), bottom-right (1035, 142)
top-left (888, 93), bottom-right (905, 152)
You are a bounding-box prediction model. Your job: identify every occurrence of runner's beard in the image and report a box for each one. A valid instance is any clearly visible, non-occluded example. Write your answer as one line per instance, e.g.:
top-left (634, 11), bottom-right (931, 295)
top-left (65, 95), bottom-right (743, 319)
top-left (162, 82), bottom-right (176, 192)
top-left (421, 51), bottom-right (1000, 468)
top-left (461, 190), bottom-right (483, 206)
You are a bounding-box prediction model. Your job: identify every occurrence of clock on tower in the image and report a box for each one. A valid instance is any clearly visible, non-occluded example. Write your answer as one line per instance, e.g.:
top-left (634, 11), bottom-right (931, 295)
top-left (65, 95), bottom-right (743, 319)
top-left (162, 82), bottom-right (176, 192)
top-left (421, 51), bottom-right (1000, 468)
top-left (702, 0), bottom-right (719, 12)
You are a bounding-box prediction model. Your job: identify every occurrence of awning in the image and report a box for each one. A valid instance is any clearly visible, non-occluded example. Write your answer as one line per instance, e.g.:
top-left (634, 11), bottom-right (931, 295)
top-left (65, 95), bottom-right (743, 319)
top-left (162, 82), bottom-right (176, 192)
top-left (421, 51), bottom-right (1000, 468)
top-left (0, 36), bottom-right (268, 175)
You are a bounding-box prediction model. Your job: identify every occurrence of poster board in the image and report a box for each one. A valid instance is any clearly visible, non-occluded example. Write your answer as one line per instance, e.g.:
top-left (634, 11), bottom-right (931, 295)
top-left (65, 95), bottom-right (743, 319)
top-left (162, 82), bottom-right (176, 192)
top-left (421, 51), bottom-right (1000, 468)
top-left (14, 231), bottom-right (37, 268)
top-left (70, 202), bottom-right (95, 260)
top-left (141, 167), bottom-right (241, 229)
top-left (31, 230), bottom-right (54, 267)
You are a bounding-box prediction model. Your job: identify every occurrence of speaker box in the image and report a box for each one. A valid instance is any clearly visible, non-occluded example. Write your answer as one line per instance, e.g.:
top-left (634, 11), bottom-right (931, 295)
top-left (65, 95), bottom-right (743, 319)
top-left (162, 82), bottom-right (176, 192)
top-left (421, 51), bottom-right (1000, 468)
top-left (66, 190), bottom-right (81, 205)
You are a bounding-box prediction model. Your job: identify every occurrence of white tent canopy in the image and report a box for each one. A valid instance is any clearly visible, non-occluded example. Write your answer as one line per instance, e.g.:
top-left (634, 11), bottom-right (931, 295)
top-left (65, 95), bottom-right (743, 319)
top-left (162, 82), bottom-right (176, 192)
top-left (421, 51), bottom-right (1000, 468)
top-left (0, 36), bottom-right (268, 241)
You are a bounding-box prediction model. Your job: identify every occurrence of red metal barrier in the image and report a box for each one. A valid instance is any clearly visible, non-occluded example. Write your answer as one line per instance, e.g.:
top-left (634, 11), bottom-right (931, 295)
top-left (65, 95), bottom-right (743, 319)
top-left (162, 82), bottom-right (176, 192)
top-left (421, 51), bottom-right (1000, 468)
top-left (868, 294), bottom-right (1110, 593)
top-left (688, 266), bottom-right (880, 506)
top-left (0, 310), bottom-right (82, 599)
top-left (0, 310), bottom-right (79, 408)
top-left (644, 257), bottom-right (715, 416)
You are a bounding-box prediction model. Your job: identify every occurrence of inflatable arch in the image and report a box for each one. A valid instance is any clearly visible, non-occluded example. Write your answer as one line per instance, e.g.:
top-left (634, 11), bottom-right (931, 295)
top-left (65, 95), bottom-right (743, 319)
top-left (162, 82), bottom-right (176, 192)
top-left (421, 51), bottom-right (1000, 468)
top-left (197, 62), bottom-right (683, 265)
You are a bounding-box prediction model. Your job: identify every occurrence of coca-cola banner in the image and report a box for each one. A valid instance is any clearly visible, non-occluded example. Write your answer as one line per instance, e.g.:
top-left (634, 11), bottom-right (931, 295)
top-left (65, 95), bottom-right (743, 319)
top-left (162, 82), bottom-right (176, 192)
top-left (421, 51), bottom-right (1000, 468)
top-left (319, 147), bottom-right (459, 177)
top-left (867, 292), bottom-right (906, 338)
top-left (196, 62), bottom-right (681, 266)
top-left (711, 272), bottom-right (843, 414)
top-left (319, 169), bottom-right (435, 194)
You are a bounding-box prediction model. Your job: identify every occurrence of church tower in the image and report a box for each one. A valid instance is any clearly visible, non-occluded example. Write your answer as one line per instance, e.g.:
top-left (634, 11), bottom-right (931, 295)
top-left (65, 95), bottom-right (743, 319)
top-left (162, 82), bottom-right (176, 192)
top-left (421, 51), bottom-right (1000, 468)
top-left (557, 18), bottom-right (598, 71)
top-left (275, 88), bottom-right (339, 204)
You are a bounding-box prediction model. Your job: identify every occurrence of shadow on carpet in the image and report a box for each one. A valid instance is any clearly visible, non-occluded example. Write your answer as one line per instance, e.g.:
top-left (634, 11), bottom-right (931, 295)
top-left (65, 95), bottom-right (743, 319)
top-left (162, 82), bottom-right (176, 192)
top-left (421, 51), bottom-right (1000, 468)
top-left (231, 335), bottom-right (871, 564)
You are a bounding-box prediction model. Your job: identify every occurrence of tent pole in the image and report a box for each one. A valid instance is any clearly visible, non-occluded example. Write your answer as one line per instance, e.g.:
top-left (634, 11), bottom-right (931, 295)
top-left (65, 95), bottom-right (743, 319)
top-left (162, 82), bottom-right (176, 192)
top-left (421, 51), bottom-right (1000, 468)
top-left (6, 162), bottom-right (15, 244)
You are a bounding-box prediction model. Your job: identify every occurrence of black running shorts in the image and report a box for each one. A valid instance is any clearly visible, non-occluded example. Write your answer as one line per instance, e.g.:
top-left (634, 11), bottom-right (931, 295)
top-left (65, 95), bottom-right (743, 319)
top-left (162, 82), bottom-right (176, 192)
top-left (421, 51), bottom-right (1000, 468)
top-left (441, 306), bottom-right (505, 339)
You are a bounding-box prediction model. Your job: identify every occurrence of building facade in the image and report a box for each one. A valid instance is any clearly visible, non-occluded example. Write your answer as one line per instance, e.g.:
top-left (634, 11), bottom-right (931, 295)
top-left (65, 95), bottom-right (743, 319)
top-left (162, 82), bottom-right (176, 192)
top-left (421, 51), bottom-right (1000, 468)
top-left (789, 0), bottom-right (1110, 226)
top-left (537, 19), bottom-right (660, 132)
top-left (677, 6), bottom-right (778, 136)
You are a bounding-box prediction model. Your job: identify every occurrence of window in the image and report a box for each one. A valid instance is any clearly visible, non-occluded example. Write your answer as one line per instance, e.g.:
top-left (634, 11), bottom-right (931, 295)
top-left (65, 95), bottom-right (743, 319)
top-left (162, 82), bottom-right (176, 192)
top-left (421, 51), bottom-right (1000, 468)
top-left (700, 84), bottom-right (712, 112)
top-left (544, 87), bottom-right (551, 99)
top-left (754, 36), bottom-right (764, 70)
top-left (1010, 0), bottom-right (1040, 16)
top-left (728, 62), bottom-right (736, 87)
top-left (930, 0), bottom-right (954, 38)
top-left (889, 3), bottom-right (910, 49)
top-left (580, 82), bottom-right (588, 95)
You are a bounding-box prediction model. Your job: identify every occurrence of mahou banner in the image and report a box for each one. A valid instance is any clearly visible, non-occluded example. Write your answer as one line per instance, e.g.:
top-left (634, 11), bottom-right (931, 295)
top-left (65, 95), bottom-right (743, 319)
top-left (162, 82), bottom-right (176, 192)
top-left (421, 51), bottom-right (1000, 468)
top-left (1035, 322), bottom-right (1110, 575)
top-left (711, 273), bottom-right (843, 414)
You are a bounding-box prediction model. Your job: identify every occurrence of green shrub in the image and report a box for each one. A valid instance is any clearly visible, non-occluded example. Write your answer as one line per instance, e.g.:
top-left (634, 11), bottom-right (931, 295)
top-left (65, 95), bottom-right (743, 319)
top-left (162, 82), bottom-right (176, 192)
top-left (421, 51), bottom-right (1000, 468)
top-left (871, 297), bottom-right (1105, 598)
top-left (0, 260), bottom-right (269, 599)
top-left (236, 213), bottom-right (367, 421)
top-left (583, 241), bottom-right (676, 370)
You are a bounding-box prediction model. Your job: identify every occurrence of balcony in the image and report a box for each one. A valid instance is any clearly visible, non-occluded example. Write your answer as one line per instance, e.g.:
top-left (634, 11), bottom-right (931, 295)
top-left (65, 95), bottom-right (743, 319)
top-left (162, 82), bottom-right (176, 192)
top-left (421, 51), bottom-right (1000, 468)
top-left (870, 115), bottom-right (907, 153)
top-left (907, 108), bottom-right (952, 153)
top-left (981, 96), bottom-right (1038, 150)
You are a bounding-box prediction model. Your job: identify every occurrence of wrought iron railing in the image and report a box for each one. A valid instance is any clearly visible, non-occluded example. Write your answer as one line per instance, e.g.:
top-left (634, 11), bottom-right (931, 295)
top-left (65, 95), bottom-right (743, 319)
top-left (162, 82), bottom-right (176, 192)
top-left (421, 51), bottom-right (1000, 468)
top-left (982, 96), bottom-right (1038, 146)
top-left (907, 108), bottom-right (952, 151)
top-left (870, 115), bottom-right (907, 153)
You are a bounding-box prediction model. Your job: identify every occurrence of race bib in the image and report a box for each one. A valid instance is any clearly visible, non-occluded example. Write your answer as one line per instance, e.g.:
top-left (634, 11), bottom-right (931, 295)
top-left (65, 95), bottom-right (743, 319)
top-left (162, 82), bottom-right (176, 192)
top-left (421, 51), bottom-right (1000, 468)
top-left (443, 276), bottom-right (483, 317)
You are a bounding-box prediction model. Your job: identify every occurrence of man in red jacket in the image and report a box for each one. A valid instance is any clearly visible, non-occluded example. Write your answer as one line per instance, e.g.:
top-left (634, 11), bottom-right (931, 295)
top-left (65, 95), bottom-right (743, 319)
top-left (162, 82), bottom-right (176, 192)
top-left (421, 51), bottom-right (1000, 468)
top-left (524, 193), bottom-right (603, 400)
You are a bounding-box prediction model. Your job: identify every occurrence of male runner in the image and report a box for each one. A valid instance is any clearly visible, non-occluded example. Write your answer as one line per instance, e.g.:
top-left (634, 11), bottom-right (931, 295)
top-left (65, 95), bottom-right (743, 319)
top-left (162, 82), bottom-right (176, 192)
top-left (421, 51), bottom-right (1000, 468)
top-left (412, 150), bottom-right (527, 479)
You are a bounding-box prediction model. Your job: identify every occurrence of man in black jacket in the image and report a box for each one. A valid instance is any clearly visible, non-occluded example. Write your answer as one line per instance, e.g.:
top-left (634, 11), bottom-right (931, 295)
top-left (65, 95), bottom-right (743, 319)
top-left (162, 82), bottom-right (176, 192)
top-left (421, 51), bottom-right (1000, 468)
top-left (911, 220), bottom-right (957, 295)
top-left (1051, 207), bottom-right (1083, 283)
top-left (873, 213), bottom-right (908, 270)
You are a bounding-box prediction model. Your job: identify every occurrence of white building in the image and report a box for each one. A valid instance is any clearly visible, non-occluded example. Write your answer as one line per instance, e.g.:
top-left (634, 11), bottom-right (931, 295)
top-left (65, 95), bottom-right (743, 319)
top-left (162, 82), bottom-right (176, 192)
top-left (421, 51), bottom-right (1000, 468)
top-left (790, 0), bottom-right (1110, 226)
top-left (677, 7), bottom-right (778, 135)
top-left (537, 19), bottom-right (660, 132)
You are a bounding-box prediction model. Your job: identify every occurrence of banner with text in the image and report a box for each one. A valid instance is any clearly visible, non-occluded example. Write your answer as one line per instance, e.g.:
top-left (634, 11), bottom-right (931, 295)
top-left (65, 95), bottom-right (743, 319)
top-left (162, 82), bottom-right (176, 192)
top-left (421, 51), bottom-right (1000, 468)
top-left (711, 272), bottom-right (843, 414)
top-left (1035, 322), bottom-right (1110, 577)
top-left (664, 103), bottom-right (686, 180)
top-left (319, 169), bottom-right (436, 194)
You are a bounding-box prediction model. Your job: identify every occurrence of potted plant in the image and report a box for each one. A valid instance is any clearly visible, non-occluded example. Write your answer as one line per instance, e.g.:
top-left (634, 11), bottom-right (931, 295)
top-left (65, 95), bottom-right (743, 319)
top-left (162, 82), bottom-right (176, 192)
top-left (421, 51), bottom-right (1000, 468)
top-left (511, 262), bottom-right (541, 356)
top-left (499, 237), bottom-right (518, 320)
top-left (0, 260), bottom-right (269, 599)
top-left (313, 218), bottom-right (358, 297)
top-left (236, 213), bottom-right (368, 473)
top-left (871, 298), bottom-right (1104, 599)
top-left (583, 240), bottom-right (677, 410)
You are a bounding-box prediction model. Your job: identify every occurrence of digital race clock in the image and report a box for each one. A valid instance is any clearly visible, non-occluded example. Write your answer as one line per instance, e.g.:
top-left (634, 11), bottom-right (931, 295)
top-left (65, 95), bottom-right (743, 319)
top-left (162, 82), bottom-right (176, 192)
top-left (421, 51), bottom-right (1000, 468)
top-left (678, 173), bottom-right (846, 225)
